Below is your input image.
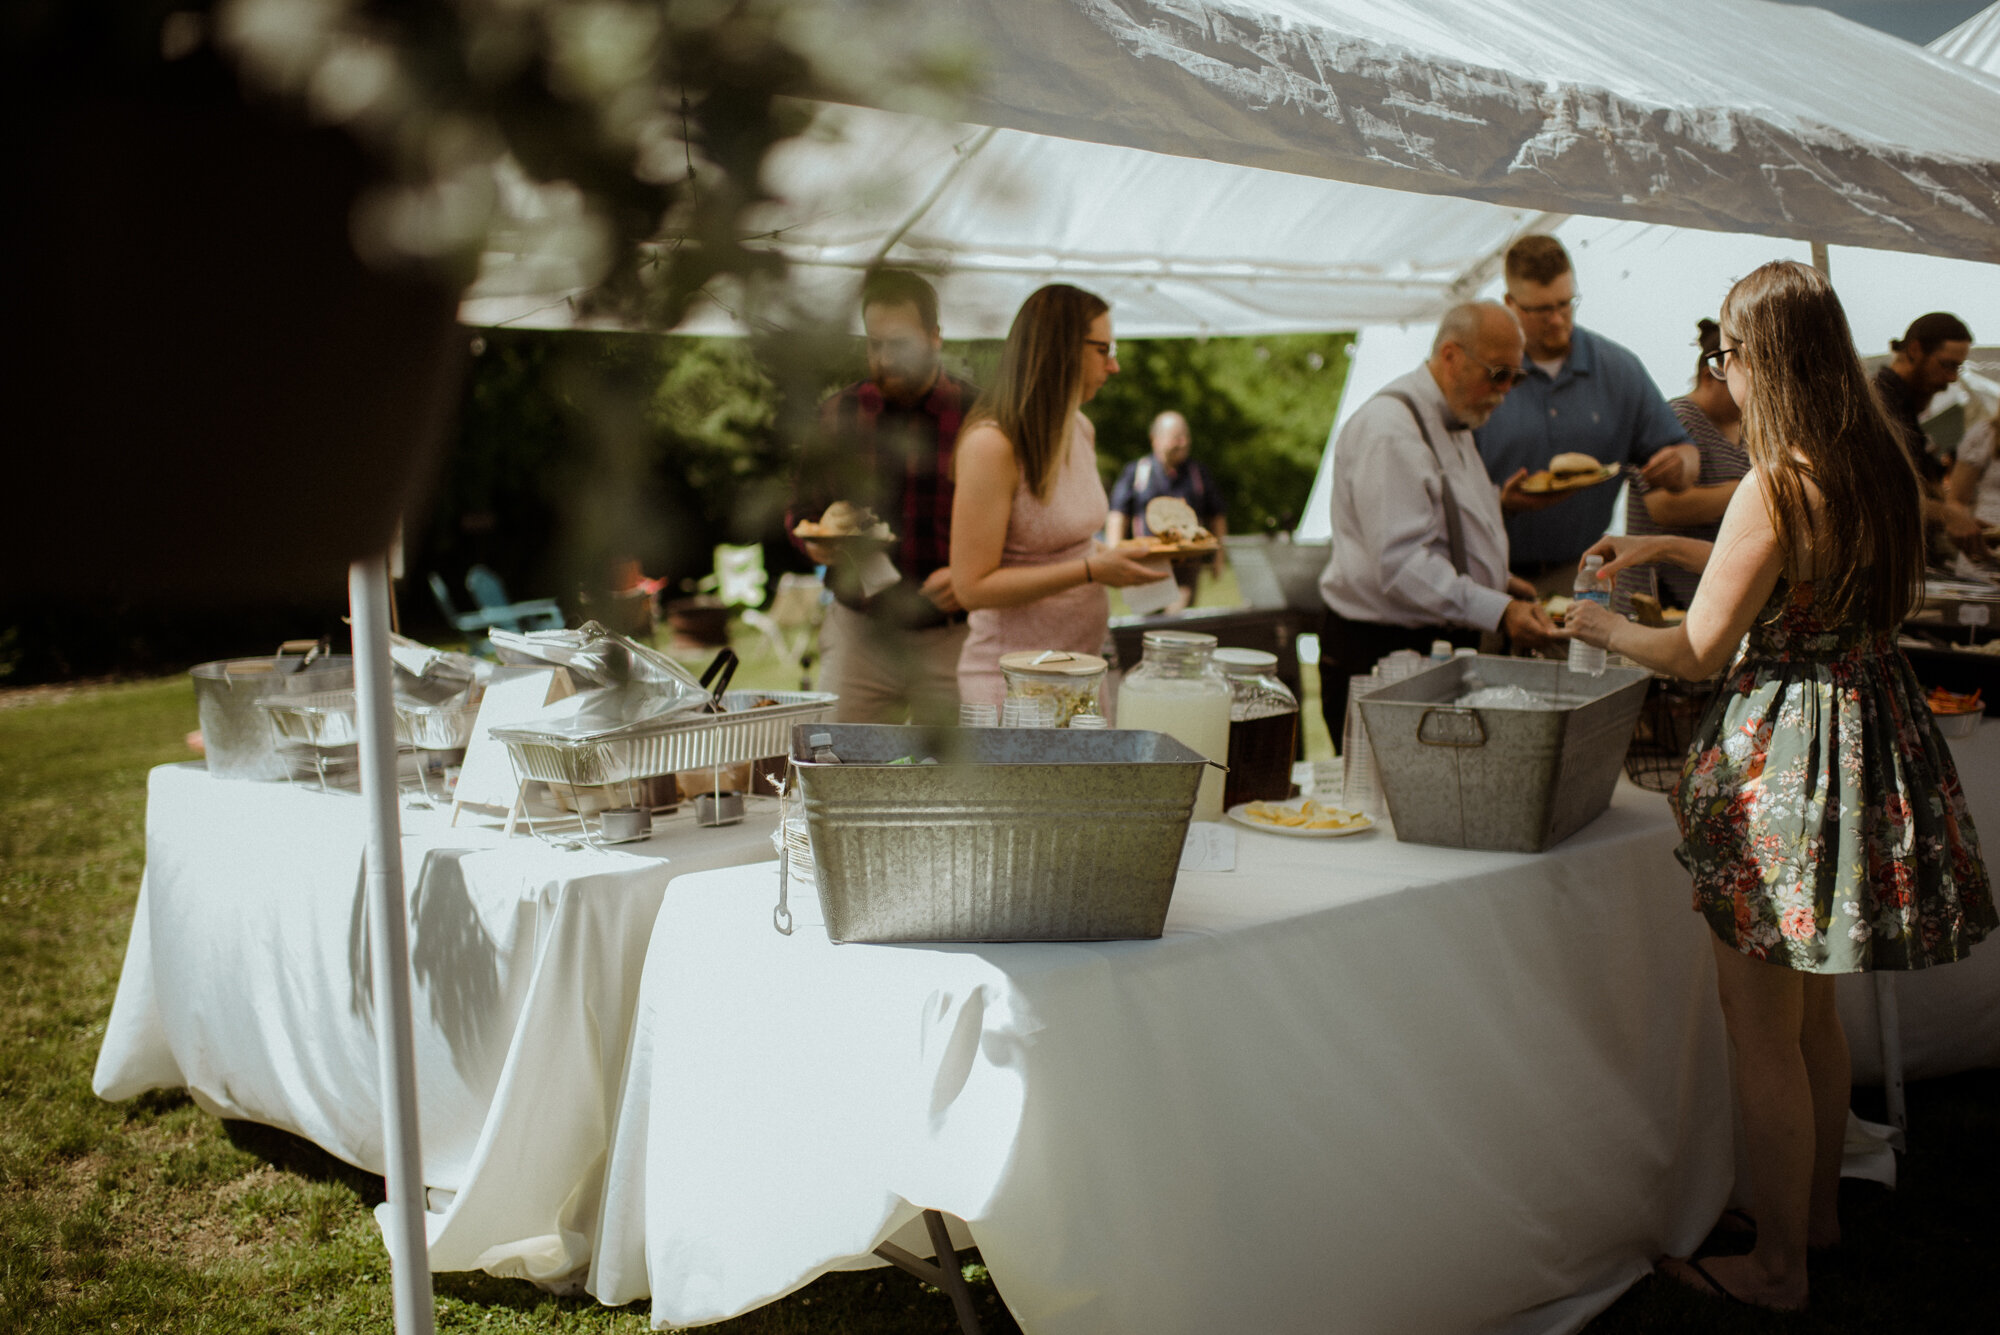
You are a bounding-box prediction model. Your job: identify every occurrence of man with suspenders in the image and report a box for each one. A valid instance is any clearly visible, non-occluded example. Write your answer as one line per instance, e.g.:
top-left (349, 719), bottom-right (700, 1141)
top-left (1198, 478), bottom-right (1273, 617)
top-left (1315, 301), bottom-right (1560, 745)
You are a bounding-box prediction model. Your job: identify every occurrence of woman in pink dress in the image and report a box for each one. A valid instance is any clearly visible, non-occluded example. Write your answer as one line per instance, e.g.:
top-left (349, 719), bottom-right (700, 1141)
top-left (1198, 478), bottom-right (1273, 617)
top-left (951, 285), bottom-right (1166, 707)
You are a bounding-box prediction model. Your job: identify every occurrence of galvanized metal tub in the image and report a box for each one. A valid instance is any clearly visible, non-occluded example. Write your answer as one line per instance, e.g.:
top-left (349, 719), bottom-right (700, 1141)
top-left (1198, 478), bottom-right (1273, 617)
top-left (790, 723), bottom-right (1209, 944)
top-left (190, 654), bottom-right (353, 781)
top-left (1358, 656), bottom-right (1650, 853)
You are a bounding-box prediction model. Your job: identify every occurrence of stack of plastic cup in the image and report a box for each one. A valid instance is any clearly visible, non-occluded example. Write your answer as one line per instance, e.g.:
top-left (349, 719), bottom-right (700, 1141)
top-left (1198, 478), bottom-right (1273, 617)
top-left (959, 701), bottom-right (999, 727)
top-left (1341, 671), bottom-right (1384, 815)
top-left (1001, 696), bottom-right (1057, 728)
top-left (1069, 712), bottom-right (1109, 729)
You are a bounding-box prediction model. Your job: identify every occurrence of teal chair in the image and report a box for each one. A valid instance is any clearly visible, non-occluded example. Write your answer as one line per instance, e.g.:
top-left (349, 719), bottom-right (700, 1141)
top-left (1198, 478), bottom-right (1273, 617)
top-left (429, 565), bottom-right (564, 654)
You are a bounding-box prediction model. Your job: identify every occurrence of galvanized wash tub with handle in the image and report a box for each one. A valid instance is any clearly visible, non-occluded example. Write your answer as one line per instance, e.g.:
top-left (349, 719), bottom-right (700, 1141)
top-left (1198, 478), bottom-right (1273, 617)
top-left (789, 723), bottom-right (1212, 943)
top-left (1358, 655), bottom-right (1650, 853)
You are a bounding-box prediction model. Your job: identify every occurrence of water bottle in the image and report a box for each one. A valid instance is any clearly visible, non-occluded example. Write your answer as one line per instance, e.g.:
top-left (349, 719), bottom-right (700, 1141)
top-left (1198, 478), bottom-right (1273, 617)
top-left (1567, 555), bottom-right (1611, 677)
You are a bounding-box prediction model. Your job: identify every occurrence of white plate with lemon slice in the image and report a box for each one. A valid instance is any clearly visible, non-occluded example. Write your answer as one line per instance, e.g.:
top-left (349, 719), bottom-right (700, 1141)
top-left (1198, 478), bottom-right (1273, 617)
top-left (1226, 798), bottom-right (1374, 838)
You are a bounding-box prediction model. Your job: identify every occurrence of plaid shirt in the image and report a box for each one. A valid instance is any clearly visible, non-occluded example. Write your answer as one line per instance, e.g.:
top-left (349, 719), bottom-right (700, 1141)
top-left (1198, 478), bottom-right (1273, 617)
top-left (788, 371), bottom-right (976, 619)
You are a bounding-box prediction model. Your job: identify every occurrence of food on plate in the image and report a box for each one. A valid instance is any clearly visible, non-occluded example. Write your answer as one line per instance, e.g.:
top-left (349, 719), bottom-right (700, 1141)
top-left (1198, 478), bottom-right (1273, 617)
top-left (1519, 454), bottom-right (1618, 493)
top-left (1241, 798), bottom-right (1369, 830)
top-left (793, 500), bottom-right (895, 542)
top-left (1143, 495), bottom-right (1215, 547)
top-left (1928, 686), bottom-right (1984, 715)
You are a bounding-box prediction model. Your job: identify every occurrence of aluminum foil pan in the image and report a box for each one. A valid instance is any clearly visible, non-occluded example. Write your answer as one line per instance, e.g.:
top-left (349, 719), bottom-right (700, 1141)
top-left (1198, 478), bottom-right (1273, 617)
top-left (257, 689), bottom-right (363, 751)
top-left (491, 690), bottom-right (837, 789)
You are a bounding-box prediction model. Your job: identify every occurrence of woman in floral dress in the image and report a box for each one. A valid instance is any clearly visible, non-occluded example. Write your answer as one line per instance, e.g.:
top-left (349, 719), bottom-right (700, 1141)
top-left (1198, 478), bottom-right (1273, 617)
top-left (1565, 260), bottom-right (1995, 1313)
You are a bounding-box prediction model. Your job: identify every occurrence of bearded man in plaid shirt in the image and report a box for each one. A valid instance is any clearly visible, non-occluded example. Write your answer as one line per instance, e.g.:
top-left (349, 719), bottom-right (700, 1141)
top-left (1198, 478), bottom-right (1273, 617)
top-left (788, 270), bottom-right (978, 723)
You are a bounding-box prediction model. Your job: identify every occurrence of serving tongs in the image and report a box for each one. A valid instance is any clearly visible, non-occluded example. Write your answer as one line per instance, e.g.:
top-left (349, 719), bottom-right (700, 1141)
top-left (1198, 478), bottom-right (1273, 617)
top-left (698, 647), bottom-right (739, 714)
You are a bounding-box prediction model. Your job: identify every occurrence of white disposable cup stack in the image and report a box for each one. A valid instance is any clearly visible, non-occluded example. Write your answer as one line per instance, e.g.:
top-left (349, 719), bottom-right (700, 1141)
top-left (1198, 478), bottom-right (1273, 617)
top-left (1002, 696), bottom-right (1057, 728)
top-left (1341, 672), bottom-right (1384, 816)
top-left (959, 701), bottom-right (999, 728)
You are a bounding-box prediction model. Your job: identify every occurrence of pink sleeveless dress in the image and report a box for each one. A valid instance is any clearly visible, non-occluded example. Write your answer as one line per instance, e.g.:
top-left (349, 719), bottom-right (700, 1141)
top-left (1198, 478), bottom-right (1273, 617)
top-left (957, 413), bottom-right (1112, 707)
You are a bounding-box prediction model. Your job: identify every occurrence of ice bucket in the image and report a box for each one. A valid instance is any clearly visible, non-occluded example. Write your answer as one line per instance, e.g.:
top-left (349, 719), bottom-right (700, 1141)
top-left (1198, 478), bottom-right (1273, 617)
top-left (791, 723), bottom-right (1209, 943)
top-left (190, 650), bottom-right (353, 781)
top-left (1358, 655), bottom-right (1649, 852)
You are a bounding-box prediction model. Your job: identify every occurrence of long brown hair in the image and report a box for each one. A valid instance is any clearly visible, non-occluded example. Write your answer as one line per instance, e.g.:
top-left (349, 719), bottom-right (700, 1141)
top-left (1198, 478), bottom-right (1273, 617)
top-left (1720, 260), bottom-right (1922, 630)
top-left (967, 284), bottom-right (1108, 500)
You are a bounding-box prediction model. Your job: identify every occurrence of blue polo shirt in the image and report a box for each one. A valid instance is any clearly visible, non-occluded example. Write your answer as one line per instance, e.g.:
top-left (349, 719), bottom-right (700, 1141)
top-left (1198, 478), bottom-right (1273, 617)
top-left (1473, 326), bottom-right (1687, 566)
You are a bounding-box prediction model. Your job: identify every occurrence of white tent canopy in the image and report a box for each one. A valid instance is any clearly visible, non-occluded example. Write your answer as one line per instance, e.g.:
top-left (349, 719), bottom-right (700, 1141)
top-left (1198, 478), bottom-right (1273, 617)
top-left (464, 0), bottom-right (2000, 337)
top-left (1936, 1), bottom-right (2000, 69)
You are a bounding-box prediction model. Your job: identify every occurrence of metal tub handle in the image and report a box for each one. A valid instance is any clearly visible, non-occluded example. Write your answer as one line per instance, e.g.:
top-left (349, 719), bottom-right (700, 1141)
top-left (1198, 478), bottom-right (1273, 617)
top-left (1417, 706), bottom-right (1486, 748)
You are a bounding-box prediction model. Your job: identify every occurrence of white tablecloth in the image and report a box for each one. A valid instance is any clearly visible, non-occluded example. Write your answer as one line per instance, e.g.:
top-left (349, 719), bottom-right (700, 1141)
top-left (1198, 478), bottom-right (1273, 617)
top-left (93, 763), bottom-right (780, 1284)
top-left (588, 784), bottom-right (1737, 1335)
top-left (1836, 722), bottom-right (2000, 1081)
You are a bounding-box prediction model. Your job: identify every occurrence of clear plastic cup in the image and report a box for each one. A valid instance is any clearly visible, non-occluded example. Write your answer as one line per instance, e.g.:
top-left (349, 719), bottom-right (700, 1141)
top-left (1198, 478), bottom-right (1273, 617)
top-left (959, 701), bottom-right (999, 727)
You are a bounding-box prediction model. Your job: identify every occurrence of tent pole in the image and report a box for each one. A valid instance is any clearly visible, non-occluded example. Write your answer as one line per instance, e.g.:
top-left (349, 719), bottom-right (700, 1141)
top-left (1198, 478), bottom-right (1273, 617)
top-left (1811, 240), bottom-right (1831, 276)
top-left (350, 555), bottom-right (437, 1335)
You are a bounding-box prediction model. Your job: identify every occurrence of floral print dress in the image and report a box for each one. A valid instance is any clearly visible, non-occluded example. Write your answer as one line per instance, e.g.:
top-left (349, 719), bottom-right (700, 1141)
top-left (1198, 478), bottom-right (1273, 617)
top-left (1673, 578), bottom-right (1996, 972)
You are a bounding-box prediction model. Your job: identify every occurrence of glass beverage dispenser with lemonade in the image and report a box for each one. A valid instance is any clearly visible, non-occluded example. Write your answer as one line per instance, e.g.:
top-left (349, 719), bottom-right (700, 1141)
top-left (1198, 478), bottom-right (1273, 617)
top-left (1116, 630), bottom-right (1231, 820)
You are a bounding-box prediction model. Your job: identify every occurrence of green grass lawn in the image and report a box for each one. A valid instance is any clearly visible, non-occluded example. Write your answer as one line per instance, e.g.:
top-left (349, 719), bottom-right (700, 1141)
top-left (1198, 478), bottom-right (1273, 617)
top-left (2, 659), bottom-right (1995, 1334)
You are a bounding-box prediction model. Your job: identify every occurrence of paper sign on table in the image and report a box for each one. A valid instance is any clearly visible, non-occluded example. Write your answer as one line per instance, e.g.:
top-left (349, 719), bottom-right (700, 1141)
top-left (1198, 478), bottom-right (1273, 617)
top-left (1179, 822), bottom-right (1237, 872)
top-left (452, 666), bottom-right (573, 824)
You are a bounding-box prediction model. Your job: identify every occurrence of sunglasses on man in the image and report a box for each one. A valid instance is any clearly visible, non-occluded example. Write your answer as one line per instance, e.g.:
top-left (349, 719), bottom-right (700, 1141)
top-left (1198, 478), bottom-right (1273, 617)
top-left (1464, 351), bottom-right (1529, 387)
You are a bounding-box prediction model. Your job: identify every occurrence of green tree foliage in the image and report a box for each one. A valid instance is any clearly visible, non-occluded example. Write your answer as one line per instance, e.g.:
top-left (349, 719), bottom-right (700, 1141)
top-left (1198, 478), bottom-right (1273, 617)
top-left (412, 327), bottom-right (1351, 636)
top-left (1085, 334), bottom-right (1353, 534)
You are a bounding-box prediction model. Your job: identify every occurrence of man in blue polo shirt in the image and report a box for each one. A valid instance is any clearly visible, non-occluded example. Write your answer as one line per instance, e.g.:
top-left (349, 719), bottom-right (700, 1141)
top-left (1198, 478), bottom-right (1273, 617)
top-left (1475, 236), bottom-right (1701, 597)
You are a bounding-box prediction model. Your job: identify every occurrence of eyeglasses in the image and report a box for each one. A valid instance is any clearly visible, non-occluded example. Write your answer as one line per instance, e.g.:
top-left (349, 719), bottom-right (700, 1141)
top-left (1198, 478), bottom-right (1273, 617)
top-left (1083, 338), bottom-right (1118, 360)
top-left (1463, 351), bottom-right (1529, 387)
top-left (1508, 295), bottom-right (1579, 318)
top-left (1700, 345), bottom-right (1744, 380)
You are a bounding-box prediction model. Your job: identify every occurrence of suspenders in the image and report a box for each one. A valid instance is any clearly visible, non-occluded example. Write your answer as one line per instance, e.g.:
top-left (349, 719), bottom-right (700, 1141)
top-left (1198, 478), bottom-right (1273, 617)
top-left (1380, 391), bottom-right (1469, 576)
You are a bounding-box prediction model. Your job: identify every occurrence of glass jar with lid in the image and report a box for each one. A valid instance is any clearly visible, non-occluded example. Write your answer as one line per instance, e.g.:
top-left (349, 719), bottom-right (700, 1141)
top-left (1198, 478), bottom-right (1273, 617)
top-left (1115, 630), bottom-right (1230, 820)
top-left (1213, 647), bottom-right (1298, 808)
top-left (999, 650), bottom-right (1108, 728)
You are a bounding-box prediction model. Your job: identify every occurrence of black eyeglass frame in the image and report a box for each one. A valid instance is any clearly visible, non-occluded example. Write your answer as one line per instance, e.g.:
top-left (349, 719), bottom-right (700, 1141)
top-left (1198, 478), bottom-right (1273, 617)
top-left (1700, 345), bottom-right (1744, 381)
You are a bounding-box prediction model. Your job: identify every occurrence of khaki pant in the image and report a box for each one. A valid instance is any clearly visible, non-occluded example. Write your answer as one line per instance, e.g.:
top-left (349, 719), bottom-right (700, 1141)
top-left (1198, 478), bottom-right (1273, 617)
top-left (817, 600), bottom-right (968, 726)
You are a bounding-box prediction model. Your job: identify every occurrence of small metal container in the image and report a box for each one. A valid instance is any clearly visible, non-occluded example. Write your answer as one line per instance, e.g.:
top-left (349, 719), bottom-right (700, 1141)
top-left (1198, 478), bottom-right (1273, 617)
top-left (1359, 655), bottom-right (1649, 853)
top-left (598, 806), bottom-right (653, 842)
top-left (791, 723), bottom-right (1208, 943)
top-left (693, 791), bottom-right (746, 827)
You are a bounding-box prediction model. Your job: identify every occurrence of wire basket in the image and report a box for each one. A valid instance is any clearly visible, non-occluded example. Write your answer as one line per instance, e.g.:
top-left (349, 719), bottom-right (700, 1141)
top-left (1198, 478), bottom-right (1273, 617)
top-left (1622, 674), bottom-right (1720, 794)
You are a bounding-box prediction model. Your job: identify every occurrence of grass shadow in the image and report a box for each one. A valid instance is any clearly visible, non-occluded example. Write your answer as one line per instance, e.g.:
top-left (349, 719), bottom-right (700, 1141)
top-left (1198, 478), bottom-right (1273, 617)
top-left (222, 1120), bottom-right (386, 1208)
